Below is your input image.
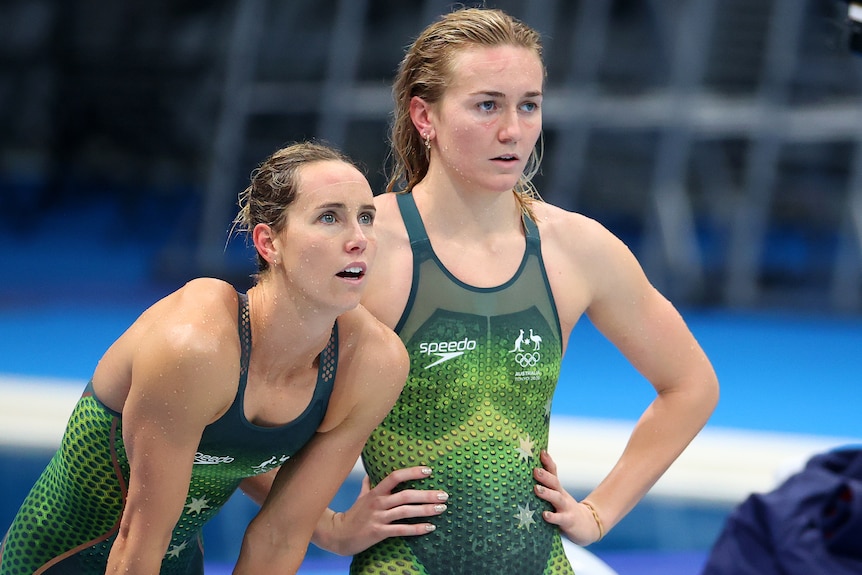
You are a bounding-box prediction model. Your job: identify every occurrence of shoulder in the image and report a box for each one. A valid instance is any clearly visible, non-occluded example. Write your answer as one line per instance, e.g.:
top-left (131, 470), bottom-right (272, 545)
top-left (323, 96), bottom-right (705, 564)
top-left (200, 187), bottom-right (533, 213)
top-left (530, 202), bottom-right (638, 279)
top-left (531, 202), bottom-right (620, 251)
top-left (103, 278), bottom-right (241, 421)
top-left (363, 194), bottom-right (412, 328)
top-left (337, 306), bottom-right (408, 398)
top-left (529, 202), bottom-right (652, 331)
top-left (134, 278), bottom-right (240, 363)
top-left (318, 306), bottom-right (407, 432)
top-left (373, 193), bottom-right (409, 242)
top-left (338, 305), bottom-right (408, 372)
top-left (373, 191), bottom-right (400, 214)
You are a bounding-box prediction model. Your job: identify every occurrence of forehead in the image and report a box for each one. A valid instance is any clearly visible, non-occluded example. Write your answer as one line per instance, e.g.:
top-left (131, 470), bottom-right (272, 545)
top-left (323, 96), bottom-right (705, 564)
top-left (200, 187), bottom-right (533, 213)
top-left (447, 44), bottom-right (543, 91)
top-left (295, 160), bottom-right (371, 201)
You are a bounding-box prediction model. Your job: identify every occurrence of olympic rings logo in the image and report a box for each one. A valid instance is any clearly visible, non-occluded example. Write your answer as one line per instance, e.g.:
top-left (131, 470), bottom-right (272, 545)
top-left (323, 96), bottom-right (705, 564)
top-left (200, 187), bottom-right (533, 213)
top-left (514, 352), bottom-right (540, 367)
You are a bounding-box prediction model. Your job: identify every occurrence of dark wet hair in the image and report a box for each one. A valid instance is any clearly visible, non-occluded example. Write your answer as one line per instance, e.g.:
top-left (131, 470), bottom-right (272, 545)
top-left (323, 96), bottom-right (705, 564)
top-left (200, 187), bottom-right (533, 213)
top-left (232, 141), bottom-right (358, 273)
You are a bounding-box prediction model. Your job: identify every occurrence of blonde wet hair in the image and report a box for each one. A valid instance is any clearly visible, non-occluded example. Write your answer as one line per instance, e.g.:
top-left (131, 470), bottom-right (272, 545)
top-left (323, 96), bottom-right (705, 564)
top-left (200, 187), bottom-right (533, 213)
top-left (386, 7), bottom-right (546, 216)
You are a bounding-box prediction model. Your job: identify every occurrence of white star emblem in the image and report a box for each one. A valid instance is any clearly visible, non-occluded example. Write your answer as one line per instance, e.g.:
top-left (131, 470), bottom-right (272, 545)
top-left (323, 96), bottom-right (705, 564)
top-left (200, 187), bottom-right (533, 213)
top-left (515, 434), bottom-right (535, 462)
top-left (544, 398), bottom-right (552, 418)
top-left (185, 496), bottom-right (210, 516)
top-left (166, 539), bottom-right (188, 559)
top-left (514, 502), bottom-right (537, 531)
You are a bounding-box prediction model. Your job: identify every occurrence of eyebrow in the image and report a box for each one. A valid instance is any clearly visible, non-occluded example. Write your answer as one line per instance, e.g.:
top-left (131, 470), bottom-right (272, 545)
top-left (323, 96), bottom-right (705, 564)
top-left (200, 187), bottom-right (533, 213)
top-left (472, 90), bottom-right (543, 98)
top-left (316, 202), bottom-right (376, 212)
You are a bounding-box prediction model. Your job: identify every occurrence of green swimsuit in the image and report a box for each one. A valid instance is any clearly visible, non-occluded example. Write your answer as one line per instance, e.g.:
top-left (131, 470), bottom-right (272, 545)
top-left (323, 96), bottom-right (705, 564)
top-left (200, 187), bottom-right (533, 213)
top-left (351, 193), bottom-right (574, 574)
top-left (0, 293), bottom-right (338, 574)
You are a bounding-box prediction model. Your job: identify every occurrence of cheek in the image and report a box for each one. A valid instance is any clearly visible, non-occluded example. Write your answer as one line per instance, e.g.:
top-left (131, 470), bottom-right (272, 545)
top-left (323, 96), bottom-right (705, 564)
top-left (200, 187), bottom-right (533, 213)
top-left (525, 118), bottom-right (542, 141)
top-left (444, 127), bottom-right (483, 161)
top-left (289, 243), bottom-right (324, 271)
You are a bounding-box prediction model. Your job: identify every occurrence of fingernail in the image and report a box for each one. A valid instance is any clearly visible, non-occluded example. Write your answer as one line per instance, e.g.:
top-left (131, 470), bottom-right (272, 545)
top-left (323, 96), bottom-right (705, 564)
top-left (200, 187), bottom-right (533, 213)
top-left (434, 504), bottom-right (447, 512)
top-left (421, 467), bottom-right (432, 475)
top-left (437, 492), bottom-right (449, 501)
top-left (535, 485), bottom-right (545, 494)
top-left (425, 524), bottom-right (436, 532)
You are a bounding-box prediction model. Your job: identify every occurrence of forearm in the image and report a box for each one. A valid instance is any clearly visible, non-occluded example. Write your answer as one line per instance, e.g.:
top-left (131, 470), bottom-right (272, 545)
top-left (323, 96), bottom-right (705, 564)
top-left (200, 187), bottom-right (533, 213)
top-left (240, 470), bottom-right (277, 506)
top-left (234, 518), bottom-right (306, 574)
top-left (106, 529), bottom-right (172, 574)
top-left (585, 381), bottom-right (718, 531)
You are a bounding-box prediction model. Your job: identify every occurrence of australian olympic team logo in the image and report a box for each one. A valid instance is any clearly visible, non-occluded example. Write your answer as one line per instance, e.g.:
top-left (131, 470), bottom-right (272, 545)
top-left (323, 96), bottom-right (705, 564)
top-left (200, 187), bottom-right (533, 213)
top-left (509, 328), bottom-right (542, 368)
top-left (252, 454), bottom-right (291, 473)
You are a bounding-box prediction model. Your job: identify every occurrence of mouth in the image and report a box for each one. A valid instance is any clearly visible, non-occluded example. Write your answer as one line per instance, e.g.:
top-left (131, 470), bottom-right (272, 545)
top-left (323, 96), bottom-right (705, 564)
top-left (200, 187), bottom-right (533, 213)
top-left (336, 264), bottom-right (366, 280)
top-left (492, 153), bottom-right (520, 163)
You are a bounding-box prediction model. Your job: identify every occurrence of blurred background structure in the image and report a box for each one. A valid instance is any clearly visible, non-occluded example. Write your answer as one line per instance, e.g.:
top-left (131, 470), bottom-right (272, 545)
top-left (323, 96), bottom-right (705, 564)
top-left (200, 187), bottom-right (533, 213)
top-left (2, 1), bottom-right (862, 573)
top-left (3, 0), bottom-right (862, 311)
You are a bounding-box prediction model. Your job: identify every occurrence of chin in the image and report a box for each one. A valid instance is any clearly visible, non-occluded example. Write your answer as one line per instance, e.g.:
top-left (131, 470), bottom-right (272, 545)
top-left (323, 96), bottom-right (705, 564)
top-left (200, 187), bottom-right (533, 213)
top-left (336, 293), bottom-right (364, 313)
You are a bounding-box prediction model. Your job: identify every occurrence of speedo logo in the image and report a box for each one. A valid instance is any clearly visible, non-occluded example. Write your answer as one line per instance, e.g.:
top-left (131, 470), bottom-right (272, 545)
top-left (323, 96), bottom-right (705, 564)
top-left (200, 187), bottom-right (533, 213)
top-left (419, 338), bottom-right (477, 368)
top-left (194, 452), bottom-right (235, 465)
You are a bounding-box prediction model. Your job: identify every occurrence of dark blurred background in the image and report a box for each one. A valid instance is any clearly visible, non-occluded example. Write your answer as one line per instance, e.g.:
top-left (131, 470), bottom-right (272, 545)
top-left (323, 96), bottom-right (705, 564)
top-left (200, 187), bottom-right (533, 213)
top-left (2, 0), bottom-right (862, 313)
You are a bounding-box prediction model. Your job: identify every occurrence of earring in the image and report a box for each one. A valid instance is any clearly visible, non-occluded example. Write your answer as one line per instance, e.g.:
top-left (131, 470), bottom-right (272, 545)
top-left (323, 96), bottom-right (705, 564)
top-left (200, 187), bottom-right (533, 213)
top-left (423, 132), bottom-right (431, 151)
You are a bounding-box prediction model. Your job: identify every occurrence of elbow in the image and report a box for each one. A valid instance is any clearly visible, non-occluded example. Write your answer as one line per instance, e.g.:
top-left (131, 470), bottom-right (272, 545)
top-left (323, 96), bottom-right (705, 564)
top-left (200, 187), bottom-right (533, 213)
top-left (695, 368), bottom-right (720, 423)
top-left (237, 519), bottom-right (307, 574)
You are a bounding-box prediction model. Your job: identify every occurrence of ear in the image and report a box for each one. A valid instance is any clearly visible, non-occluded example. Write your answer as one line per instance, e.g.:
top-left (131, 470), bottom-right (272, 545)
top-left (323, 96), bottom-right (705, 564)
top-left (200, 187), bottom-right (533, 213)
top-left (252, 223), bottom-right (279, 266)
top-left (409, 95), bottom-right (434, 140)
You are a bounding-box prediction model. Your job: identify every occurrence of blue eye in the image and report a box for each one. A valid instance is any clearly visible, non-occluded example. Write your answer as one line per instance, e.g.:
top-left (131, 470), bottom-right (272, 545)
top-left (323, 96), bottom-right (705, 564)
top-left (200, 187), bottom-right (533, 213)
top-left (320, 213), bottom-right (336, 224)
top-left (359, 212), bottom-right (374, 225)
top-left (520, 101), bottom-right (539, 113)
top-left (479, 101), bottom-right (496, 112)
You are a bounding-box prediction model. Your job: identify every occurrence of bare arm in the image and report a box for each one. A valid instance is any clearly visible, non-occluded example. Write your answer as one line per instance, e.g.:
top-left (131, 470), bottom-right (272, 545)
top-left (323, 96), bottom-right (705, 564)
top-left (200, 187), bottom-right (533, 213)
top-left (105, 293), bottom-right (235, 572)
top-left (536, 211), bottom-right (719, 545)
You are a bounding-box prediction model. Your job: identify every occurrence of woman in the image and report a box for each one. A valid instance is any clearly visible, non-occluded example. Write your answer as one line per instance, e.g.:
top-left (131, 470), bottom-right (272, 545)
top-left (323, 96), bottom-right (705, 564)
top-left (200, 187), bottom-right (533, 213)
top-left (311, 8), bottom-right (719, 575)
top-left (0, 141), bottom-right (408, 574)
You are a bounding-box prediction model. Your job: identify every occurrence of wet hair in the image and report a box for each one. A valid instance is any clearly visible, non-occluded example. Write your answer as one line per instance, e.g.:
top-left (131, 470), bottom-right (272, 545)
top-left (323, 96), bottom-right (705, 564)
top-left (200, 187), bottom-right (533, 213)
top-left (386, 7), bottom-right (546, 214)
top-left (232, 140), bottom-right (358, 273)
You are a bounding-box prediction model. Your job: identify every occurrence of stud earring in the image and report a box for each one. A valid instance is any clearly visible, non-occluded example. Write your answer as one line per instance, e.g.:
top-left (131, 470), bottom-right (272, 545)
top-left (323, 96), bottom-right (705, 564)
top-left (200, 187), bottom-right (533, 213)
top-left (423, 132), bottom-right (431, 151)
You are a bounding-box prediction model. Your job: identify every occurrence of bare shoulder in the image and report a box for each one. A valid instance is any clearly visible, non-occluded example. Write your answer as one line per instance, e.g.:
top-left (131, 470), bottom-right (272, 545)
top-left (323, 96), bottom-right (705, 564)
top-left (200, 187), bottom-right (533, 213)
top-left (364, 194), bottom-right (412, 328)
top-left (529, 202), bottom-right (647, 339)
top-left (373, 193), bottom-right (409, 243)
top-left (108, 279), bottom-right (242, 386)
top-left (338, 306), bottom-right (407, 395)
top-left (148, 278), bottom-right (239, 348)
top-left (338, 304), bottom-right (408, 371)
top-left (318, 305), bottom-right (407, 432)
top-left (531, 201), bottom-right (622, 254)
top-left (530, 202), bottom-right (639, 283)
top-left (95, 278), bottom-right (241, 416)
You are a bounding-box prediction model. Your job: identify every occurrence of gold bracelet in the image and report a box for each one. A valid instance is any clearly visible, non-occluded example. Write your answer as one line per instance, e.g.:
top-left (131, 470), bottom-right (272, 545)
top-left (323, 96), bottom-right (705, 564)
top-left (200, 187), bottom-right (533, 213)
top-left (581, 499), bottom-right (605, 541)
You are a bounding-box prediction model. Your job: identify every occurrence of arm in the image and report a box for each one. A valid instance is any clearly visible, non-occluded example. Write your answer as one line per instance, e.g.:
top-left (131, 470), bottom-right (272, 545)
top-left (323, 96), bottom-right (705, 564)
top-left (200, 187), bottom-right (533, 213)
top-left (536, 213), bottom-right (719, 545)
top-left (234, 320), bottom-right (410, 573)
top-left (105, 295), bottom-right (236, 572)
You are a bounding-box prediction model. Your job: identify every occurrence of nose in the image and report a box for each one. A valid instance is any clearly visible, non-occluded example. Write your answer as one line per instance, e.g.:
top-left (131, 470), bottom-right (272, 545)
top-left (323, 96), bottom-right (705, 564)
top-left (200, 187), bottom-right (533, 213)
top-left (345, 222), bottom-right (368, 253)
top-left (498, 107), bottom-right (522, 143)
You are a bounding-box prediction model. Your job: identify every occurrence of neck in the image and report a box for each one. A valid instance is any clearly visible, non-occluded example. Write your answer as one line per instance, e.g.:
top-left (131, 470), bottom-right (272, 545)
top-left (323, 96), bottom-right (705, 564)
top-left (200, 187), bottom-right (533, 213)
top-left (246, 283), bottom-right (335, 374)
top-left (412, 176), bottom-right (523, 241)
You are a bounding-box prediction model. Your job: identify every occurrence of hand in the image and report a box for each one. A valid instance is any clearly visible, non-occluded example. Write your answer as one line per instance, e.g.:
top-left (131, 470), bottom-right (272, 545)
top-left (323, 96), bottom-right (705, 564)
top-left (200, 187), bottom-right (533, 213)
top-left (320, 466), bottom-right (448, 556)
top-left (533, 450), bottom-right (603, 546)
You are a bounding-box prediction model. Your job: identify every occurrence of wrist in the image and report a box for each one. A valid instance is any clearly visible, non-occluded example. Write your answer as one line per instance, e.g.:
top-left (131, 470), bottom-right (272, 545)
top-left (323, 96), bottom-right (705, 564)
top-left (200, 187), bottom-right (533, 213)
top-left (580, 499), bottom-right (605, 542)
top-left (313, 509), bottom-right (344, 555)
